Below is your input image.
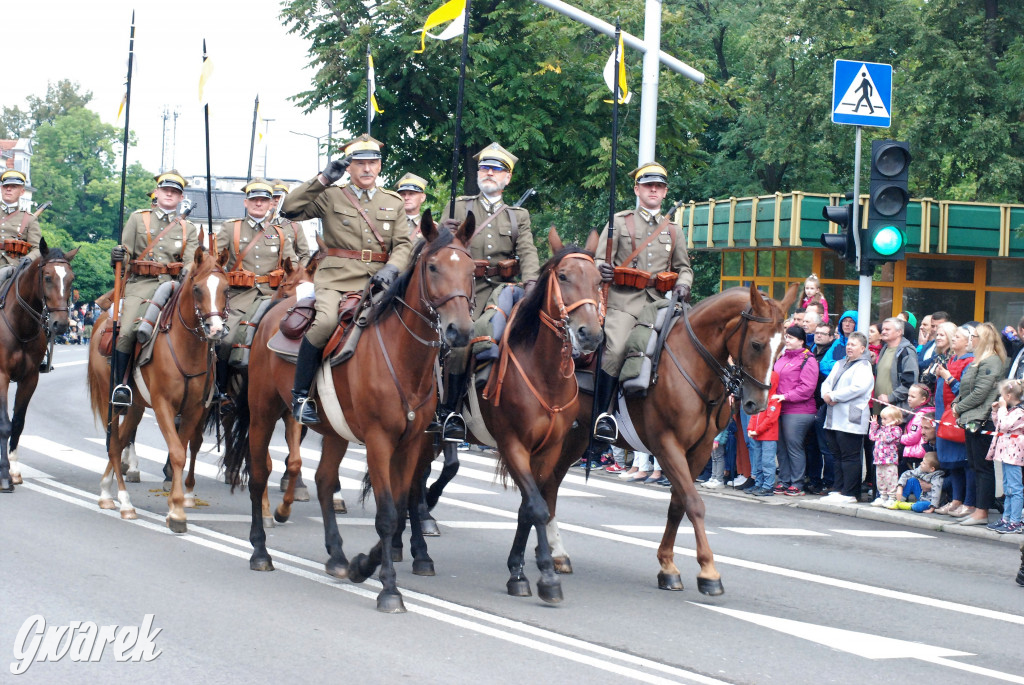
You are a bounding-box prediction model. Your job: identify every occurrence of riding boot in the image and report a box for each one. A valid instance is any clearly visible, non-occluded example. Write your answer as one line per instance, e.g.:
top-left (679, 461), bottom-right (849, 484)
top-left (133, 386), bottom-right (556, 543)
top-left (592, 369), bottom-right (619, 444)
top-left (110, 350), bottom-right (133, 415)
top-left (291, 338), bottom-right (323, 425)
top-left (438, 372), bottom-right (468, 443)
top-left (211, 357), bottom-right (232, 411)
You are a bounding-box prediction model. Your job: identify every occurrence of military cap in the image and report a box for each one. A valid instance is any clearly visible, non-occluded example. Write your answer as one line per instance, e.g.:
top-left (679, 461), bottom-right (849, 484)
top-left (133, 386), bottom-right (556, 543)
top-left (341, 133), bottom-right (383, 160)
top-left (271, 179), bottom-right (290, 197)
top-left (154, 169), bottom-right (188, 191)
top-left (395, 173), bottom-right (427, 193)
top-left (0, 170), bottom-right (27, 186)
top-left (474, 142), bottom-right (518, 172)
top-left (630, 162), bottom-right (668, 185)
top-left (242, 179), bottom-right (274, 199)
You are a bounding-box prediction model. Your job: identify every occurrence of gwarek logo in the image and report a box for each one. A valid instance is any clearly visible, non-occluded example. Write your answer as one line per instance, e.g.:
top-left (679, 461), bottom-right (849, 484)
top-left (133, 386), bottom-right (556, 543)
top-left (10, 614), bottom-right (162, 675)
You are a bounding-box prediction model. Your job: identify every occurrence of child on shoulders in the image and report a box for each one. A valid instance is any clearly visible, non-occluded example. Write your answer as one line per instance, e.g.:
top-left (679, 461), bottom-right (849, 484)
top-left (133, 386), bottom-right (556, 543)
top-left (801, 273), bottom-right (829, 323)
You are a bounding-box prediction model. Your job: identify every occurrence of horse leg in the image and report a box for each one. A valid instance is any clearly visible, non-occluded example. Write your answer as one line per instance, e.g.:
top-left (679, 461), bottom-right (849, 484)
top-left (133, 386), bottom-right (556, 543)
top-left (0, 382), bottom-right (13, 492)
top-left (247, 409), bottom-right (276, 571)
top-left (261, 458), bottom-right (275, 529)
top-left (7, 373), bottom-right (37, 486)
top-left (501, 441), bottom-right (560, 602)
top-left (315, 436), bottom-right (349, 579)
top-left (106, 413), bottom-right (140, 520)
top-left (546, 433), bottom-right (585, 574)
top-left (659, 450), bottom-right (724, 596)
top-left (123, 438), bottom-right (140, 483)
top-left (275, 417), bottom-right (304, 523)
top-left (417, 463), bottom-right (439, 537)
top-left (425, 440), bottom-right (460, 509)
top-left (153, 400), bottom-right (188, 533)
top-left (183, 427), bottom-right (202, 508)
top-left (407, 439), bottom-right (436, 576)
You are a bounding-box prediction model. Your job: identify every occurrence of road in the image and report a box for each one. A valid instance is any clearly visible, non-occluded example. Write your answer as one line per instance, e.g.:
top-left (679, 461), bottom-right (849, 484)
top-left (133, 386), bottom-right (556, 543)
top-left (2, 345), bottom-right (1023, 684)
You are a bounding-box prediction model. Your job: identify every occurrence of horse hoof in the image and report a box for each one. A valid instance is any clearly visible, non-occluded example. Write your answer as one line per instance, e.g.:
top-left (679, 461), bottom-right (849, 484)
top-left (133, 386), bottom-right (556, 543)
top-left (412, 559), bottom-right (435, 576)
top-left (376, 592), bottom-right (407, 614)
top-left (420, 519), bottom-right (441, 537)
top-left (325, 559), bottom-right (349, 580)
top-left (184, 496), bottom-right (196, 509)
top-left (697, 577), bottom-right (725, 596)
top-left (348, 553), bottom-right (370, 584)
top-left (279, 476), bottom-right (290, 492)
top-left (0, 477), bottom-right (13, 493)
top-left (553, 556), bottom-right (574, 575)
top-left (98, 498), bottom-right (117, 510)
top-left (294, 485), bottom-right (310, 502)
top-left (250, 556), bottom-right (274, 572)
top-left (507, 578), bottom-right (532, 597)
top-left (11, 472), bottom-right (23, 485)
top-left (120, 462), bottom-right (128, 475)
top-left (125, 470), bottom-right (140, 483)
top-left (162, 479), bottom-right (171, 492)
top-left (391, 547), bottom-right (403, 563)
top-left (537, 580), bottom-right (564, 604)
top-left (120, 509), bottom-right (137, 520)
top-left (658, 572), bottom-right (684, 591)
top-left (166, 517), bottom-right (187, 534)
top-left (274, 507), bottom-right (290, 524)
top-left (262, 516), bottom-right (276, 529)
top-left (333, 496), bottom-right (347, 514)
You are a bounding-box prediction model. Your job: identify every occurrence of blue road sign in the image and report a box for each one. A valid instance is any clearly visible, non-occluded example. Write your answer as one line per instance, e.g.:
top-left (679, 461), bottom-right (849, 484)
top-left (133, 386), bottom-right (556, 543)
top-left (832, 60), bottom-right (892, 127)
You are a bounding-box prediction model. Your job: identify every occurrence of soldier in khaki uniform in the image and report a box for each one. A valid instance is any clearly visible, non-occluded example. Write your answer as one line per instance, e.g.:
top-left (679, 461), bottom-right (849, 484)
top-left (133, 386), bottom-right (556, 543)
top-left (433, 142), bottom-right (540, 442)
top-left (0, 170), bottom-right (42, 265)
top-left (109, 170), bottom-right (199, 411)
top-left (395, 172), bottom-right (428, 241)
top-left (592, 161), bottom-right (692, 444)
top-left (270, 180), bottom-right (311, 266)
top-left (280, 134), bottom-right (411, 424)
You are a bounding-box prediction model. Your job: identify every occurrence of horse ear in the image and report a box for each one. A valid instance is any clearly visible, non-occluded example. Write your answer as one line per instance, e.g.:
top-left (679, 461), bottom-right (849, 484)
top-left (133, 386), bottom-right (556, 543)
top-left (315, 235), bottom-right (327, 254)
top-left (420, 209), bottom-right (438, 243)
top-left (283, 257), bottom-right (295, 275)
top-left (548, 225), bottom-right (564, 254)
top-left (39, 236), bottom-right (49, 259)
top-left (217, 247), bottom-right (229, 267)
top-left (777, 281), bottom-right (801, 317)
top-left (194, 245), bottom-right (206, 265)
top-left (455, 210), bottom-right (477, 245)
top-left (65, 246), bottom-right (80, 261)
top-left (583, 229), bottom-right (600, 256)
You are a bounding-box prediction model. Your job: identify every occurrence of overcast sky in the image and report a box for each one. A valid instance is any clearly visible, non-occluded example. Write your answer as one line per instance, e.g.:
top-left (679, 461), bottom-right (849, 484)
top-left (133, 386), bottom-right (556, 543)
top-left (6, 0), bottom-right (339, 182)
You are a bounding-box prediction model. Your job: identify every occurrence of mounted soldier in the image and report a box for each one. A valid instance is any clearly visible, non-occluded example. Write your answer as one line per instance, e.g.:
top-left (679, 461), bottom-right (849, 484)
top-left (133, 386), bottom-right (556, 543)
top-left (434, 142), bottom-right (540, 442)
top-left (0, 170), bottom-right (42, 266)
top-left (270, 180), bottom-right (311, 266)
top-left (109, 170), bottom-right (199, 413)
top-left (395, 172), bottom-right (428, 242)
top-left (591, 161), bottom-right (693, 446)
top-left (281, 133), bottom-right (411, 424)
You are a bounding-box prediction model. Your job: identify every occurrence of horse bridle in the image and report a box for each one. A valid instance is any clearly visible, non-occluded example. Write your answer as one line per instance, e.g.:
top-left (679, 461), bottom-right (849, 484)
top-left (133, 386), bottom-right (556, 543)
top-left (681, 303), bottom-right (775, 401)
top-left (175, 265), bottom-right (229, 342)
top-left (538, 253), bottom-right (602, 377)
top-left (390, 242), bottom-right (475, 349)
top-left (2, 258), bottom-right (74, 344)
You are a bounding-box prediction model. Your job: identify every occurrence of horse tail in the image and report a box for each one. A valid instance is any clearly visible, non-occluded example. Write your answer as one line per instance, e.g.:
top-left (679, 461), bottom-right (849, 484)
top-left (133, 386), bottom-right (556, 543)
top-left (495, 457), bottom-right (511, 489)
top-left (86, 317), bottom-right (110, 427)
top-left (221, 372), bottom-right (251, 492)
top-left (359, 471), bottom-right (372, 506)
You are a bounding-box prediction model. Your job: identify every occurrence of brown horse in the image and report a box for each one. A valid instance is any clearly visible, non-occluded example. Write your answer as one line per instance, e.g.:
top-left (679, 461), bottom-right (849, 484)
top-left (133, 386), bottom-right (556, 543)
top-left (88, 247), bottom-right (229, 530)
top-left (222, 212), bottom-right (476, 613)
top-left (0, 239), bottom-right (78, 492)
top-left (544, 282), bottom-right (799, 593)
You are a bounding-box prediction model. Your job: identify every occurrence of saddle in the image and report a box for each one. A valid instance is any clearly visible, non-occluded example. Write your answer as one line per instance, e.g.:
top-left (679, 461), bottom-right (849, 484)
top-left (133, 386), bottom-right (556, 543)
top-left (268, 290), bottom-right (369, 366)
top-left (619, 299), bottom-right (683, 397)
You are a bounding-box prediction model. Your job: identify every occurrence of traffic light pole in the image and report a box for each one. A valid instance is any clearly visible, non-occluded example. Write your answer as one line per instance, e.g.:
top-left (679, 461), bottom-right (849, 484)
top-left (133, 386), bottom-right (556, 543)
top-left (853, 125), bottom-right (871, 335)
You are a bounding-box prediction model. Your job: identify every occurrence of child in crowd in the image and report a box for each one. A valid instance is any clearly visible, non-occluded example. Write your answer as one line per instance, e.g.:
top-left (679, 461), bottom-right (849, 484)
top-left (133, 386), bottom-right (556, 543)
top-left (746, 371), bottom-right (781, 497)
top-left (801, 273), bottom-right (829, 323)
top-left (702, 427), bottom-right (730, 489)
top-left (869, 405), bottom-right (904, 507)
top-left (891, 452), bottom-right (945, 512)
top-left (985, 379), bottom-right (1024, 534)
top-left (900, 383), bottom-right (934, 471)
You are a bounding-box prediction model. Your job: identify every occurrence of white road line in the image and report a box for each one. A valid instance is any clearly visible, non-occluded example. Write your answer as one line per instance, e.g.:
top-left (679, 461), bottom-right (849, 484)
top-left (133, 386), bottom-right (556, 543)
top-left (18, 435), bottom-right (162, 481)
top-left (51, 359), bottom-right (89, 368)
top-left (720, 527), bottom-right (828, 536)
top-left (20, 478), bottom-right (726, 685)
top-left (606, 525), bottom-right (716, 535)
top-left (830, 529), bottom-right (935, 539)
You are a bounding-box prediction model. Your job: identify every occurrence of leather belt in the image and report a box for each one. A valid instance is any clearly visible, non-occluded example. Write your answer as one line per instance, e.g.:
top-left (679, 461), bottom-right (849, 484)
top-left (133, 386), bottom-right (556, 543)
top-left (326, 248), bottom-right (389, 263)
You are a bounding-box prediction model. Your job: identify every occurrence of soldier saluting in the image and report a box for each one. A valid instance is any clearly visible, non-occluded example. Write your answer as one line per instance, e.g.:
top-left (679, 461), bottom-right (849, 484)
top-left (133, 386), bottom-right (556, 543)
top-left (281, 134), bottom-right (411, 425)
top-left (591, 161), bottom-right (693, 445)
top-left (0, 170), bottom-right (42, 265)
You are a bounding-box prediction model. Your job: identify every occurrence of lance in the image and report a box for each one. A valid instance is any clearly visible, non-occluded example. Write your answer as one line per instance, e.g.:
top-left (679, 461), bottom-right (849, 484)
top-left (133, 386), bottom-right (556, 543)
top-left (447, 0), bottom-right (472, 218)
top-left (366, 46), bottom-right (372, 135)
top-left (247, 94), bottom-right (258, 182)
top-left (203, 39), bottom-right (215, 253)
top-left (106, 11), bottom-right (136, 451)
top-left (585, 21), bottom-right (623, 480)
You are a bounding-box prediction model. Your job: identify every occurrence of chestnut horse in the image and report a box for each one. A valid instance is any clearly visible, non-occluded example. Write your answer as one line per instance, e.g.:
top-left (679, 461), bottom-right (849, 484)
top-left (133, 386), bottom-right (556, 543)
top-left (0, 239), bottom-right (78, 492)
top-left (87, 247), bottom-right (229, 530)
top-left (544, 283), bottom-right (798, 593)
top-left (222, 212), bottom-right (476, 613)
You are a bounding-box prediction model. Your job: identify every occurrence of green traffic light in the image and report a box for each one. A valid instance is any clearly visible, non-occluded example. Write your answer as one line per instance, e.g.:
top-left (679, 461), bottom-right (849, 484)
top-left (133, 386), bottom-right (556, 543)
top-left (872, 225), bottom-right (905, 256)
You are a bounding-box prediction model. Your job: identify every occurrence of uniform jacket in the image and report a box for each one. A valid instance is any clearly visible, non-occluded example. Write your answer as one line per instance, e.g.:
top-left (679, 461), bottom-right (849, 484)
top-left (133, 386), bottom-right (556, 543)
top-left (901, 407), bottom-right (935, 461)
top-left (216, 217), bottom-right (297, 296)
top-left (822, 350), bottom-right (875, 435)
top-left (118, 207), bottom-right (199, 285)
top-left (986, 404), bottom-right (1024, 467)
top-left (748, 372), bottom-right (781, 441)
top-left (0, 204), bottom-right (42, 263)
top-left (281, 178), bottom-right (410, 292)
top-left (276, 215), bottom-right (310, 265)
top-left (774, 347), bottom-right (819, 415)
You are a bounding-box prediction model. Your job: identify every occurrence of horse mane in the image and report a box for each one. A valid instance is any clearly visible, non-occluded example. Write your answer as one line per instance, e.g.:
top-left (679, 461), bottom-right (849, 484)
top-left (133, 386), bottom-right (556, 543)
top-left (41, 247), bottom-right (69, 263)
top-left (507, 245), bottom-right (589, 348)
top-left (363, 227), bottom-right (455, 326)
top-left (690, 286), bottom-right (784, 325)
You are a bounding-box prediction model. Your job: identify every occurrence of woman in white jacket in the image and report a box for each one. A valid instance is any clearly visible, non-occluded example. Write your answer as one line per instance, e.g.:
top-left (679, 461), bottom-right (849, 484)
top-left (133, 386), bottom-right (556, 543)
top-left (821, 331), bottom-right (875, 503)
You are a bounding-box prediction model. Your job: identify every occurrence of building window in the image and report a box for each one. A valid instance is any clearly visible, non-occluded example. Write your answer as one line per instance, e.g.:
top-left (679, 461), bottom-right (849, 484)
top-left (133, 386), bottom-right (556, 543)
top-left (906, 258), bottom-right (974, 284)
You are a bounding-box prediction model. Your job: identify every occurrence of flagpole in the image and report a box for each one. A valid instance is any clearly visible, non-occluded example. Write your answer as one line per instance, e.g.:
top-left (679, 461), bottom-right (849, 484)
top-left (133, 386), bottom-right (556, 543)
top-left (202, 40), bottom-right (214, 252)
top-left (366, 46), bottom-right (372, 135)
top-left (107, 11), bottom-right (136, 451)
top-left (447, 0), bottom-right (472, 218)
top-left (247, 95), bottom-right (258, 182)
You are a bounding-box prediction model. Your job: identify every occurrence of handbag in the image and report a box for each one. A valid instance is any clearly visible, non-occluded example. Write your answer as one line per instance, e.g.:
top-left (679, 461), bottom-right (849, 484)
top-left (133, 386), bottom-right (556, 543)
top-left (936, 406), bottom-right (965, 443)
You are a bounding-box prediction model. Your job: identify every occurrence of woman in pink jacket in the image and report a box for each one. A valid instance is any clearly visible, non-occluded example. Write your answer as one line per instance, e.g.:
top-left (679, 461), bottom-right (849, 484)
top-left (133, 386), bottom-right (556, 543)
top-left (772, 325), bottom-right (820, 496)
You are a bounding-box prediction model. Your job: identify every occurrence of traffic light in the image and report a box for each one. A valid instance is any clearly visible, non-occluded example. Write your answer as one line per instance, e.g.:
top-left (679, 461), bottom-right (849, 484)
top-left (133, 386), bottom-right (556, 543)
top-left (820, 195), bottom-right (856, 264)
top-left (863, 140), bottom-right (911, 271)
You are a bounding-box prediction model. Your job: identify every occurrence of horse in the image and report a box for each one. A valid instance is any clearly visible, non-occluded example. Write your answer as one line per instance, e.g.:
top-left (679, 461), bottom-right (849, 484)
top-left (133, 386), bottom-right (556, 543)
top-left (0, 239), bottom-right (78, 492)
top-left (221, 211), bottom-right (477, 613)
top-left (543, 282), bottom-right (799, 593)
top-left (87, 247), bottom-right (229, 530)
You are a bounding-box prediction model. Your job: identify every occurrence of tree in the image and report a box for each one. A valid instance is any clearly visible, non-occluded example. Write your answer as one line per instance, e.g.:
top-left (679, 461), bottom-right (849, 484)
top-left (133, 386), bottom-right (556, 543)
top-left (0, 79), bottom-right (93, 138)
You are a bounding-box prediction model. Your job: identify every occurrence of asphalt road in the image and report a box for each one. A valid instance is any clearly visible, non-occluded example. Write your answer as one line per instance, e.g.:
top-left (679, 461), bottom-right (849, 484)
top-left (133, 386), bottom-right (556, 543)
top-left (2, 345), bottom-right (1023, 684)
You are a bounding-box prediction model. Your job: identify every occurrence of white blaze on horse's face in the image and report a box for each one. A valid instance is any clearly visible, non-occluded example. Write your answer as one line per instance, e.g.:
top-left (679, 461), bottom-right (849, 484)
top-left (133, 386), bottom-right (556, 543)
top-left (449, 252), bottom-right (461, 263)
top-left (764, 332), bottom-right (782, 388)
top-left (54, 265), bottom-right (67, 301)
top-left (204, 273), bottom-right (225, 336)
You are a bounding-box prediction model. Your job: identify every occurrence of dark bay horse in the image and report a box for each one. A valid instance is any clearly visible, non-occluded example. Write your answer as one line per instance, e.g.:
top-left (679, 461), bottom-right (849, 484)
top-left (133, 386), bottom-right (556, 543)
top-left (0, 239), bottom-right (78, 492)
top-left (222, 212), bottom-right (476, 613)
top-left (88, 247), bottom-right (229, 529)
top-left (545, 282), bottom-right (799, 593)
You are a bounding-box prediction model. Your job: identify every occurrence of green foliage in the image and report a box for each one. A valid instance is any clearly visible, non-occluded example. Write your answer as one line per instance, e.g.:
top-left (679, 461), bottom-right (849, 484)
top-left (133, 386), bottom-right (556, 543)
top-left (68, 239), bottom-right (117, 305)
top-left (1, 79), bottom-right (93, 138)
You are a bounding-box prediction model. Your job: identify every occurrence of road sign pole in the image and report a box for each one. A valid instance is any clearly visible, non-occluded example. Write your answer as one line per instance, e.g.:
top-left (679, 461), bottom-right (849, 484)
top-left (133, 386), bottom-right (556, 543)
top-left (853, 125), bottom-right (871, 335)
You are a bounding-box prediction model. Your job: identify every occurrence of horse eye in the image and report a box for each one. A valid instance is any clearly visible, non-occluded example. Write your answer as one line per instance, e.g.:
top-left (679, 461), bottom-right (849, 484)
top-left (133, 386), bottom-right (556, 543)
top-left (428, 263), bottom-right (438, 273)
top-left (751, 341), bottom-right (763, 352)
top-left (558, 272), bottom-right (567, 282)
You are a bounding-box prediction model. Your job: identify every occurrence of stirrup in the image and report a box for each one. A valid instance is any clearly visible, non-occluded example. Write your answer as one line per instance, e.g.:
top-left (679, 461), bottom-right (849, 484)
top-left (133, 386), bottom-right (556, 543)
top-left (593, 412), bottom-right (618, 444)
top-left (111, 384), bottom-right (133, 415)
top-left (441, 412), bottom-right (466, 443)
top-left (293, 396), bottom-right (320, 425)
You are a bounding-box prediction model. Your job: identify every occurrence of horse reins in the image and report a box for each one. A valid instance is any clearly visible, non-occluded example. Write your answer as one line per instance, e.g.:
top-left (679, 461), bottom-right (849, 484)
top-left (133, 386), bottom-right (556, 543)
top-left (1, 257), bottom-right (73, 346)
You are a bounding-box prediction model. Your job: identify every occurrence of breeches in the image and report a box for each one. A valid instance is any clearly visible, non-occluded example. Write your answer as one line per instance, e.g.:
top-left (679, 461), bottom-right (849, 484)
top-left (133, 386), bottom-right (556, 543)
top-left (306, 288), bottom-right (346, 348)
top-left (601, 308), bottom-right (637, 377)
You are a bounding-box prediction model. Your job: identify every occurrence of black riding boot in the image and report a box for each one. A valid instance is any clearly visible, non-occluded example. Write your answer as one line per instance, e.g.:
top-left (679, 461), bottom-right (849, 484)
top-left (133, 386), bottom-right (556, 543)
top-left (592, 370), bottom-right (619, 444)
top-left (291, 338), bottom-right (323, 425)
top-left (432, 372), bottom-right (468, 443)
top-left (110, 350), bottom-right (133, 415)
top-left (211, 357), bottom-right (232, 410)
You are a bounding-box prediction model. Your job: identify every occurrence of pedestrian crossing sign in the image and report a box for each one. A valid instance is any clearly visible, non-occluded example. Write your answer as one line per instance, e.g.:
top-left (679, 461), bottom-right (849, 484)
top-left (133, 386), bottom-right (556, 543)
top-left (832, 59), bottom-right (892, 127)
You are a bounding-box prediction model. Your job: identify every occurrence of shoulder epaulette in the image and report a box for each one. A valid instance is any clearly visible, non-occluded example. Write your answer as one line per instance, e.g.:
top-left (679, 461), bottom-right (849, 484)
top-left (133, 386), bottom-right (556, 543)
top-left (132, 208), bottom-right (152, 215)
top-left (456, 195), bottom-right (478, 202)
top-left (615, 209), bottom-right (634, 217)
top-left (379, 188), bottom-right (403, 200)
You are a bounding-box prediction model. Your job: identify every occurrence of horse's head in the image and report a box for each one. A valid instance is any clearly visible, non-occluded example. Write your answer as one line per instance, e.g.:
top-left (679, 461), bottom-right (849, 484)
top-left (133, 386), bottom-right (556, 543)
top-left (272, 254), bottom-right (321, 302)
top-left (37, 238), bottom-right (79, 337)
top-left (730, 281), bottom-right (799, 415)
top-left (186, 246), bottom-right (229, 341)
top-left (545, 227), bottom-right (604, 356)
top-left (416, 209), bottom-right (476, 348)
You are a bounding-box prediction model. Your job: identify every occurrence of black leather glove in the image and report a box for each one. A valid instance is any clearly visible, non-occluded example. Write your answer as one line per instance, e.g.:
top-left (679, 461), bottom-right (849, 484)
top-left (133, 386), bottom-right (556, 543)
top-left (370, 264), bottom-right (399, 290)
top-left (598, 263), bottom-right (614, 283)
top-left (673, 282), bottom-right (692, 303)
top-left (321, 156), bottom-right (352, 185)
top-left (440, 218), bottom-right (460, 231)
top-left (110, 245), bottom-right (127, 268)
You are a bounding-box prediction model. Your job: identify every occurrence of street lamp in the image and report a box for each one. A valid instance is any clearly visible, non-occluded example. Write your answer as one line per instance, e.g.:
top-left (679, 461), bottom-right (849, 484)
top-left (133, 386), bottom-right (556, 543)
top-left (290, 130), bottom-right (331, 170)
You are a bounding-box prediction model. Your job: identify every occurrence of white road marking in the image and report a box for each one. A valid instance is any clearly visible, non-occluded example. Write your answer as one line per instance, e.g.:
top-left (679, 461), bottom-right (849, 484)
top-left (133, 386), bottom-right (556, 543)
top-left (51, 359), bottom-right (89, 368)
top-left (606, 525), bottom-right (716, 535)
top-left (720, 527), bottom-right (827, 536)
top-left (18, 435), bottom-right (162, 481)
top-left (830, 529), bottom-right (935, 539)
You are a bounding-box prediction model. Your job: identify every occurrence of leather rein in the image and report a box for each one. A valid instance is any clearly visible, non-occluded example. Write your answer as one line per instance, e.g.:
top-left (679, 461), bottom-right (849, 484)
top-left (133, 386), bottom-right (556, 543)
top-left (1, 257), bottom-right (73, 346)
